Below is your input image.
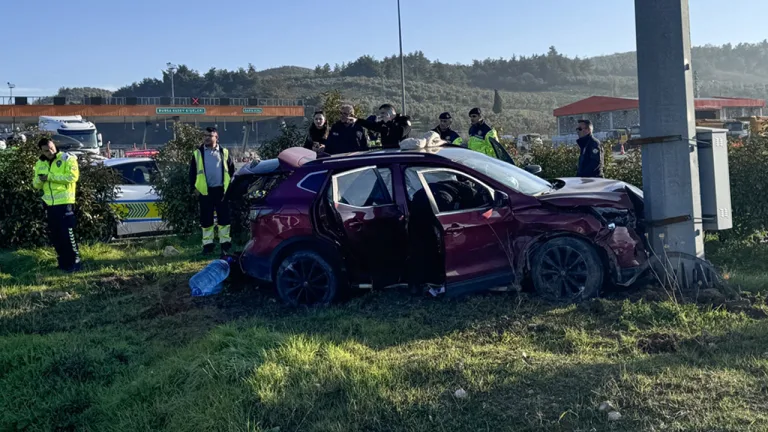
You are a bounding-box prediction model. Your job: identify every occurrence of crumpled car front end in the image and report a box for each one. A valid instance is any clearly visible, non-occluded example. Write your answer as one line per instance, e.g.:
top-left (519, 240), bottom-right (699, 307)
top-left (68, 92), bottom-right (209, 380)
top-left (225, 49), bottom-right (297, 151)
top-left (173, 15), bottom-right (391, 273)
top-left (536, 178), bottom-right (649, 286)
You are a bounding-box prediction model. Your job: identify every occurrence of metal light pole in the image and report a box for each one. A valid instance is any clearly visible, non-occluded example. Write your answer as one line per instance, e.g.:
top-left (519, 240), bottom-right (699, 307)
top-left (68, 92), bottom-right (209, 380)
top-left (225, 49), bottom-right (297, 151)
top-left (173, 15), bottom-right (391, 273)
top-left (7, 82), bottom-right (15, 129)
top-left (397, 0), bottom-right (406, 115)
top-left (166, 63), bottom-right (177, 105)
top-left (7, 82), bottom-right (15, 104)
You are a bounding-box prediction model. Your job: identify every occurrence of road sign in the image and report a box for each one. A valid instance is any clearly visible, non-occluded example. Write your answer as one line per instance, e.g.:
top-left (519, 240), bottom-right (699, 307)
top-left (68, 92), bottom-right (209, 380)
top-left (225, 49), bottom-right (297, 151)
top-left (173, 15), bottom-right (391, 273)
top-left (243, 108), bottom-right (264, 114)
top-left (156, 107), bottom-right (206, 115)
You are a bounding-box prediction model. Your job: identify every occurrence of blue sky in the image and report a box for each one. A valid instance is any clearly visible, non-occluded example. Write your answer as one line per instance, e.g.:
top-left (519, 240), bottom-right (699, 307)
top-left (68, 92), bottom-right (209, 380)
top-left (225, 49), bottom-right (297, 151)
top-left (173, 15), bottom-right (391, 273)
top-left (3, 0), bottom-right (767, 96)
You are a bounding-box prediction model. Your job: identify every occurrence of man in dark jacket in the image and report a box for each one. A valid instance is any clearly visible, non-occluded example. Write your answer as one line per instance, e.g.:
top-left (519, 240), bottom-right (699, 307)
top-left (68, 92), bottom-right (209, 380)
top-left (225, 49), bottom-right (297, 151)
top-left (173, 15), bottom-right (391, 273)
top-left (432, 112), bottom-right (463, 145)
top-left (324, 103), bottom-right (369, 155)
top-left (576, 119), bottom-right (604, 178)
top-left (355, 104), bottom-right (411, 149)
top-left (189, 127), bottom-right (236, 254)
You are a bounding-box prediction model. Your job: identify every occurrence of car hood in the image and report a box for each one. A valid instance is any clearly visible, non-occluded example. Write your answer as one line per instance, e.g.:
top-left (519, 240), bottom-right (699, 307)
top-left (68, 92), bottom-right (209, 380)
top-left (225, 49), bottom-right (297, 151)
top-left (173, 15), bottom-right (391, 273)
top-left (537, 177), bottom-right (641, 208)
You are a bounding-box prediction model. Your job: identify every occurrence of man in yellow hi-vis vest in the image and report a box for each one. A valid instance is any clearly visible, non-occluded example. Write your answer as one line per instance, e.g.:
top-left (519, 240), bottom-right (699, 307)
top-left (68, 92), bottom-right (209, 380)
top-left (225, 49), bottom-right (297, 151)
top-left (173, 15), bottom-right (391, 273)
top-left (189, 127), bottom-right (236, 254)
top-left (33, 137), bottom-right (82, 272)
top-left (467, 107), bottom-right (499, 158)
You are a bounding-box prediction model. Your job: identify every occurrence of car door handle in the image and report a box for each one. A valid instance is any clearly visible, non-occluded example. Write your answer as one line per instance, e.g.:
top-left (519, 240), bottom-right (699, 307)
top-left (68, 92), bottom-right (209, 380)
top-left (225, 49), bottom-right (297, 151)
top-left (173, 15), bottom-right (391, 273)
top-left (445, 223), bottom-right (463, 234)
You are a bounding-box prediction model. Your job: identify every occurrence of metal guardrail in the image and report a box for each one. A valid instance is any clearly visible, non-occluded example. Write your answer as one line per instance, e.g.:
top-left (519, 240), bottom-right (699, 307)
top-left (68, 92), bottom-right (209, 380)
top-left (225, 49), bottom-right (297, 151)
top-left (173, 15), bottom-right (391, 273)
top-left (0, 96), bottom-right (305, 106)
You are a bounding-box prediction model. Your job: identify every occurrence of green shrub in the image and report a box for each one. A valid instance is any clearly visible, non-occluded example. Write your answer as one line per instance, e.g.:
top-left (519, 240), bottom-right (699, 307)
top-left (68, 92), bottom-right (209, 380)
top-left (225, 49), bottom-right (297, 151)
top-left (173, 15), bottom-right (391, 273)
top-left (726, 136), bottom-right (768, 238)
top-left (151, 123), bottom-right (202, 237)
top-left (257, 124), bottom-right (306, 160)
top-left (0, 133), bottom-right (120, 249)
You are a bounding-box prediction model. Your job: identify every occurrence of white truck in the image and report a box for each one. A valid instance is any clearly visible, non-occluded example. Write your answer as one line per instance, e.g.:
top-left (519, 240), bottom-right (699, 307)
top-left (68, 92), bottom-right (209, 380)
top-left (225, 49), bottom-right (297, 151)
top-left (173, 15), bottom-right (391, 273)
top-left (39, 115), bottom-right (104, 158)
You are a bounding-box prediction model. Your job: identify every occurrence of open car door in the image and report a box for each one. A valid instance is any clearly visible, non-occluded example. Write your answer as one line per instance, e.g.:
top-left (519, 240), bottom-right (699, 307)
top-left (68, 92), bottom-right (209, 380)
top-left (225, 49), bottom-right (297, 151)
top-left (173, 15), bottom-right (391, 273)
top-left (328, 166), bottom-right (407, 288)
top-left (407, 166), bottom-right (514, 295)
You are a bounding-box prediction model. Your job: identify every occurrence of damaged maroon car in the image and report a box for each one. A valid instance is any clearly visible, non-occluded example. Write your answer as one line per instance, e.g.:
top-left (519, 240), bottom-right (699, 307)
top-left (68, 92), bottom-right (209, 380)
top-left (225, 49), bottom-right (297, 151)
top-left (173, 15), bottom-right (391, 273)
top-left (232, 145), bottom-right (648, 306)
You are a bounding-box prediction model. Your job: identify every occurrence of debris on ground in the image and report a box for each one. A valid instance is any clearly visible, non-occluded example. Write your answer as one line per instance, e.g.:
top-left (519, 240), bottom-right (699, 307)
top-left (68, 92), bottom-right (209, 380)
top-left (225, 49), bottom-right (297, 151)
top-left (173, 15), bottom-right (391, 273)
top-left (598, 401), bottom-right (615, 412)
top-left (163, 246), bottom-right (180, 257)
top-left (607, 411), bottom-right (622, 421)
top-left (454, 388), bottom-right (467, 399)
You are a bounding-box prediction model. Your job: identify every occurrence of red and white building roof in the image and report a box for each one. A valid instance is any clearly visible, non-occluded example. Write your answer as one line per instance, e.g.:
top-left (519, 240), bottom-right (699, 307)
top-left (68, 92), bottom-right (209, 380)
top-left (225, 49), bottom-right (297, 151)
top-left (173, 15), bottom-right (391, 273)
top-left (554, 95), bottom-right (764, 117)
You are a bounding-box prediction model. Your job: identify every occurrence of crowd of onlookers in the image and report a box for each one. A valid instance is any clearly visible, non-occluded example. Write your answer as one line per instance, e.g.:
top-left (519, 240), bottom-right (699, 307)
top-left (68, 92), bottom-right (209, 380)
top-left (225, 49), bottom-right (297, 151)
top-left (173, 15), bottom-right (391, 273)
top-left (302, 103), bottom-right (605, 178)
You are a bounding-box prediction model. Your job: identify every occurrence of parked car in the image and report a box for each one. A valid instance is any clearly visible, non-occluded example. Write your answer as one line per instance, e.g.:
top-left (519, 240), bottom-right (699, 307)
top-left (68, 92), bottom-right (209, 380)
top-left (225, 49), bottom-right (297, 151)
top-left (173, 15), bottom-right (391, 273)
top-left (100, 157), bottom-right (167, 237)
top-left (233, 144), bottom-right (649, 306)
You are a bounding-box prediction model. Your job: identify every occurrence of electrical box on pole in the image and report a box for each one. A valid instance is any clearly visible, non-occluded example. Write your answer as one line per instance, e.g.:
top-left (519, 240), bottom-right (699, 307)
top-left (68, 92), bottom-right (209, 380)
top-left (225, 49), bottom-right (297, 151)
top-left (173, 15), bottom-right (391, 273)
top-left (696, 127), bottom-right (732, 231)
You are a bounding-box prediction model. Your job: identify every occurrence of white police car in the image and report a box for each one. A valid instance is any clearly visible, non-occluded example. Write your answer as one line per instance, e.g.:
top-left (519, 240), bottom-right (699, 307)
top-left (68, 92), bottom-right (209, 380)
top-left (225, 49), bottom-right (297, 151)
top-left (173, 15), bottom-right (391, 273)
top-left (101, 157), bottom-right (168, 236)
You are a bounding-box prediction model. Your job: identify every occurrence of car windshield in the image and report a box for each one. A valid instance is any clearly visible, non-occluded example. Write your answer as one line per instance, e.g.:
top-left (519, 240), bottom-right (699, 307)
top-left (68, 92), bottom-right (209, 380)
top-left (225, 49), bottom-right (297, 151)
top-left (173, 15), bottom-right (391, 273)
top-left (51, 134), bottom-right (85, 149)
top-left (442, 149), bottom-right (553, 196)
top-left (57, 129), bottom-right (98, 148)
top-left (727, 123), bottom-right (746, 131)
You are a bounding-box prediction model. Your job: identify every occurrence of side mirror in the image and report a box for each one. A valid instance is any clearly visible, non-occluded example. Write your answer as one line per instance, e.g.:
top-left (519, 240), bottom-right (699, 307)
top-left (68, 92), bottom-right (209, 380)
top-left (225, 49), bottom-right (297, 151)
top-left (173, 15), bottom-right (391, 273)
top-left (493, 190), bottom-right (509, 208)
top-left (524, 164), bottom-right (542, 175)
top-left (97, 133), bottom-right (103, 147)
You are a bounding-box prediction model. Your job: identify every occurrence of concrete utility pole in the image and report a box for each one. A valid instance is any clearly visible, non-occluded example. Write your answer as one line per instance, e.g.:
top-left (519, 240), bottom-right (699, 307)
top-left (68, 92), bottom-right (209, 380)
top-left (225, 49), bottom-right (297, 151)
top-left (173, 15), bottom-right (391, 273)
top-left (634, 0), bottom-right (705, 261)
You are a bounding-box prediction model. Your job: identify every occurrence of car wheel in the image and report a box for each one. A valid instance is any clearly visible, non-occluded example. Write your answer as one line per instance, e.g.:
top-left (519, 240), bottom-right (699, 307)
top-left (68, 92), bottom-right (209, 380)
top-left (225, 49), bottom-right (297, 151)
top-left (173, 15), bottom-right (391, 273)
top-left (531, 237), bottom-right (603, 303)
top-left (275, 250), bottom-right (338, 307)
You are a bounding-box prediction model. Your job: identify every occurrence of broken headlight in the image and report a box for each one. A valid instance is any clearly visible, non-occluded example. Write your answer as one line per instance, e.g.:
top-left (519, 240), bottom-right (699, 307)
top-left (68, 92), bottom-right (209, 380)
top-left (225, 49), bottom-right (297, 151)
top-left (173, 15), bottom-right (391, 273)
top-left (591, 207), bottom-right (635, 229)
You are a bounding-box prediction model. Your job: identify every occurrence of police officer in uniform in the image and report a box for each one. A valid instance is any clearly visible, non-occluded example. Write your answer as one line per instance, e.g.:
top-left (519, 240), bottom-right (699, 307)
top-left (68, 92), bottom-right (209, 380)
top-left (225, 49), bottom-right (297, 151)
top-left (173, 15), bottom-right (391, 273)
top-left (432, 112), bottom-right (463, 145)
top-left (189, 127), bottom-right (236, 254)
top-left (576, 119), bottom-right (604, 178)
top-left (33, 137), bottom-right (82, 272)
top-left (355, 104), bottom-right (411, 149)
top-left (467, 108), bottom-right (499, 158)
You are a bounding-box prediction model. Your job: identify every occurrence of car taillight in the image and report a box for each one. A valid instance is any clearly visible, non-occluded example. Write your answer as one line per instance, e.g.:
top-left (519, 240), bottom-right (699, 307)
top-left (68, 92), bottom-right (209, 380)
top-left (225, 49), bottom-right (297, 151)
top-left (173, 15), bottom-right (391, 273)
top-left (249, 207), bottom-right (274, 221)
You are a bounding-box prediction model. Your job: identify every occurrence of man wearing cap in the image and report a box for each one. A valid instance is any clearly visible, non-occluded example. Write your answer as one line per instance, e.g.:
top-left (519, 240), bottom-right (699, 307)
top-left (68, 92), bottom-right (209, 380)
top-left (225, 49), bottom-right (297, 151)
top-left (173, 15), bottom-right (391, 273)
top-left (189, 127), bottom-right (236, 254)
top-left (467, 108), bottom-right (499, 158)
top-left (432, 112), bottom-right (463, 146)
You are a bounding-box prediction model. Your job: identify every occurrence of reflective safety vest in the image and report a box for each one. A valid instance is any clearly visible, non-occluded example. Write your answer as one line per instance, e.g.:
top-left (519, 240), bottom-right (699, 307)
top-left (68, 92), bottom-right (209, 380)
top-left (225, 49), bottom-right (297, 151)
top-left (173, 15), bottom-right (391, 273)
top-left (33, 152), bottom-right (79, 206)
top-left (467, 121), bottom-right (499, 158)
top-left (193, 147), bottom-right (230, 196)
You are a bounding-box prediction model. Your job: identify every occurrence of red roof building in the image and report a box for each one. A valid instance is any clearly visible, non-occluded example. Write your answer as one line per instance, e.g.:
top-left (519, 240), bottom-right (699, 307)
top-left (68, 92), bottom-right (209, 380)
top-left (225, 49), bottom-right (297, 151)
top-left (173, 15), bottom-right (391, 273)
top-left (553, 96), bottom-right (765, 135)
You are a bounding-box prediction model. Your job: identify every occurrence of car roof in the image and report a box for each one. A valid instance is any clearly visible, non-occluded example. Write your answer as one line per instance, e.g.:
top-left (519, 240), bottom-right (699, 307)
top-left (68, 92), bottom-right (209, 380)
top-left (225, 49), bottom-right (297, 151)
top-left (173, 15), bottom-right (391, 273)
top-left (302, 145), bottom-right (467, 167)
top-left (100, 157), bottom-right (154, 167)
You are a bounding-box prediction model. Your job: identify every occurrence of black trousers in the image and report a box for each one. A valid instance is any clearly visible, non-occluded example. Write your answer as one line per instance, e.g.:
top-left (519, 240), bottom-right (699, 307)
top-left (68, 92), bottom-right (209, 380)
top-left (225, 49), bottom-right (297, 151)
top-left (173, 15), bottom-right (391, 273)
top-left (46, 204), bottom-right (81, 268)
top-left (199, 187), bottom-right (231, 243)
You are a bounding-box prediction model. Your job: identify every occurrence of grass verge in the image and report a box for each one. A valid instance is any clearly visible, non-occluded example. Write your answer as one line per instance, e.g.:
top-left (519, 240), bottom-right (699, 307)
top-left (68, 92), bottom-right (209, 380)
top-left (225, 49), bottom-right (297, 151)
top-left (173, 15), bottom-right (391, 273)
top-left (1, 237), bottom-right (768, 431)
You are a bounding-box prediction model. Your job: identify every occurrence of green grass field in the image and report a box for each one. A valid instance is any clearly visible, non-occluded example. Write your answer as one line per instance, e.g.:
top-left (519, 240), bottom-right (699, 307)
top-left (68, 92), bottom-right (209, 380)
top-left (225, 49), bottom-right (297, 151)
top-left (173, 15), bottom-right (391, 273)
top-left (2, 237), bottom-right (768, 431)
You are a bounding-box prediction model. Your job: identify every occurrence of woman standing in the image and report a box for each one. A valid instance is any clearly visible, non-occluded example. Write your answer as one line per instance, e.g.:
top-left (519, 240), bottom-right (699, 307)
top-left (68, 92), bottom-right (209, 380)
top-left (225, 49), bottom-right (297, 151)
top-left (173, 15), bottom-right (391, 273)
top-left (304, 111), bottom-right (329, 153)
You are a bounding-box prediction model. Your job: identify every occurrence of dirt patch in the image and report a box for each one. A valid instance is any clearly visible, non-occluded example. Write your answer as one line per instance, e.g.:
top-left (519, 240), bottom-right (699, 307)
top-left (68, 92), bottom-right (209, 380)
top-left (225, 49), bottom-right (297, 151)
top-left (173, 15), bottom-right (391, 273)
top-left (724, 300), bottom-right (768, 319)
top-left (93, 275), bottom-right (146, 293)
top-left (637, 332), bottom-right (680, 354)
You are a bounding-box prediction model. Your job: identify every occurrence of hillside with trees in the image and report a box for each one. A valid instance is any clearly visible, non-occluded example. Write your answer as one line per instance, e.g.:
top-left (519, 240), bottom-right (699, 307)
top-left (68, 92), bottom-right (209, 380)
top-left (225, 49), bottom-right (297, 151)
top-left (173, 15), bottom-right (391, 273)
top-left (58, 41), bottom-right (768, 135)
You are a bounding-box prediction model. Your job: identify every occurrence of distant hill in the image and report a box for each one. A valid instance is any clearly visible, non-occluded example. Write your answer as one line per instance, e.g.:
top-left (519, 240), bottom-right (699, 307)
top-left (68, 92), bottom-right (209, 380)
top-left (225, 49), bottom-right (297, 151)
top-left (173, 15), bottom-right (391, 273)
top-left (60, 42), bottom-right (768, 135)
top-left (255, 66), bottom-right (313, 77)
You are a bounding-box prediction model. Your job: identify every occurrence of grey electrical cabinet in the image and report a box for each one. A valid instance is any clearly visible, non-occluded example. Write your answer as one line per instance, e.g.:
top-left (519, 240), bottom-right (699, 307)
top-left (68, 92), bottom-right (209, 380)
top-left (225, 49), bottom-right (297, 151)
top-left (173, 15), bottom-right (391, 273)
top-left (696, 127), bottom-right (732, 231)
